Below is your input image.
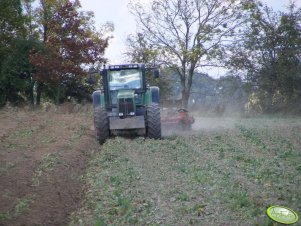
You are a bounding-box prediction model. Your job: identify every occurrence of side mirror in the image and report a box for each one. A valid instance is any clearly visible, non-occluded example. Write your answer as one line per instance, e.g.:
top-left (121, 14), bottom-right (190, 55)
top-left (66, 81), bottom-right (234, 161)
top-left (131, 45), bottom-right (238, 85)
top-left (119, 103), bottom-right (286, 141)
top-left (153, 69), bottom-right (160, 78)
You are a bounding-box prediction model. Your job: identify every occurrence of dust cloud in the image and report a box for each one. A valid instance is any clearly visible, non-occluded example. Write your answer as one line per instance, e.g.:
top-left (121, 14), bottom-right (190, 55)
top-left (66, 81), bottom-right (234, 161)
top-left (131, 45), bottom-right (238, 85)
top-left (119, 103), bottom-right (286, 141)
top-left (192, 117), bottom-right (240, 132)
top-left (161, 115), bottom-right (242, 137)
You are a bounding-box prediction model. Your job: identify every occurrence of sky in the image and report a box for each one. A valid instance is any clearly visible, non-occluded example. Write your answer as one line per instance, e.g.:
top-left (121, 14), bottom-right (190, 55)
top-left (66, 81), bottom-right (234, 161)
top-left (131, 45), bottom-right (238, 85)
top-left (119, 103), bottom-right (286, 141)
top-left (80, 0), bottom-right (301, 76)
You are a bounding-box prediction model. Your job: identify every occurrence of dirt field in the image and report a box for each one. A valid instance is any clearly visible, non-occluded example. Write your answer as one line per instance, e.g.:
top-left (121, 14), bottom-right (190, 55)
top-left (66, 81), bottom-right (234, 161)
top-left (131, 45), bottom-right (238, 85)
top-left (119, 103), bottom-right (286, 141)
top-left (0, 106), bottom-right (97, 226)
top-left (1, 107), bottom-right (300, 225)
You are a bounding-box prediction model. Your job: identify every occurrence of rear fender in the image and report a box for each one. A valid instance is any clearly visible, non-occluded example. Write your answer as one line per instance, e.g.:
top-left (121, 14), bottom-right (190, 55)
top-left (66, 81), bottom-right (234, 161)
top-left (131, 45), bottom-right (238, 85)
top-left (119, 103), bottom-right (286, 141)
top-left (150, 86), bottom-right (160, 104)
top-left (92, 90), bottom-right (105, 108)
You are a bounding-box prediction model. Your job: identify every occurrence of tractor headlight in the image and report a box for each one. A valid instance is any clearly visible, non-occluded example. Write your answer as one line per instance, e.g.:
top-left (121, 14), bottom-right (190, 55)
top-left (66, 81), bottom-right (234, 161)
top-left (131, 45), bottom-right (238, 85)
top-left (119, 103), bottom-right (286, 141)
top-left (129, 112), bottom-right (135, 116)
top-left (119, 112), bottom-right (124, 116)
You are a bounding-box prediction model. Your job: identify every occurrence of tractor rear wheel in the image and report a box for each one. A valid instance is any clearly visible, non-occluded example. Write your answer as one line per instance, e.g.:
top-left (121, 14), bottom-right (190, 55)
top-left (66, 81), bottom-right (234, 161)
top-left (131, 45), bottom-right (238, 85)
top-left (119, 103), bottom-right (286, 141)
top-left (94, 107), bottom-right (109, 144)
top-left (146, 103), bottom-right (161, 139)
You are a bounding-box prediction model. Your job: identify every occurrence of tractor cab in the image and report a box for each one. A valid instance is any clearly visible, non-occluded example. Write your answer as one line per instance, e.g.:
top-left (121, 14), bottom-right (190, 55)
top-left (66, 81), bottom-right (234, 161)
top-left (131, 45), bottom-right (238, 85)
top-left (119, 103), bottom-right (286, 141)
top-left (105, 64), bottom-right (146, 118)
top-left (103, 64), bottom-right (146, 117)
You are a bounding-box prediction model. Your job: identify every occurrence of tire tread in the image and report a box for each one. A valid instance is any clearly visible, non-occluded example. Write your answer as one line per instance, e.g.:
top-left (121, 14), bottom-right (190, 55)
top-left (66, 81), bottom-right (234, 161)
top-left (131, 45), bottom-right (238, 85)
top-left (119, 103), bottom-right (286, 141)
top-left (94, 107), bottom-right (109, 144)
top-left (146, 103), bottom-right (161, 139)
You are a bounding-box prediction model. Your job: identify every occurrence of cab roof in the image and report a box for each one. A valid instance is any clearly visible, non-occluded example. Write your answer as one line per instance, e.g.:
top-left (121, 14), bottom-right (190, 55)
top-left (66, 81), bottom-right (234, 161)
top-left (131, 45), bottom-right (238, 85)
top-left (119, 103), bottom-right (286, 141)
top-left (108, 64), bottom-right (145, 70)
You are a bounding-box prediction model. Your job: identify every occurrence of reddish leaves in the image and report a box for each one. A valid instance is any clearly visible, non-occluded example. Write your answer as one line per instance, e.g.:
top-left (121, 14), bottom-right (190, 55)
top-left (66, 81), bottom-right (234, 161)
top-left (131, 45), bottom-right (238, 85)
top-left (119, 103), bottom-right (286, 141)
top-left (30, 0), bottom-right (109, 84)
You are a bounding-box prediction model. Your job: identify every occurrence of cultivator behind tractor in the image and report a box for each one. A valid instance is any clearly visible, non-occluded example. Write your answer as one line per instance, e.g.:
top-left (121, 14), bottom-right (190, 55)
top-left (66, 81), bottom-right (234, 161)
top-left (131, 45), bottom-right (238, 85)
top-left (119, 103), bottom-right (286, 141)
top-left (92, 63), bottom-right (195, 144)
top-left (161, 108), bottom-right (195, 130)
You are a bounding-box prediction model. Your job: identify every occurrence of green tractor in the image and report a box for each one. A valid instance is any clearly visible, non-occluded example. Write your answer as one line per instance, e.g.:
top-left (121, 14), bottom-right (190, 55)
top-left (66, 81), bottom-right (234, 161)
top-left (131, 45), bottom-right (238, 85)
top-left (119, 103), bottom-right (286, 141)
top-left (92, 64), bottom-right (161, 144)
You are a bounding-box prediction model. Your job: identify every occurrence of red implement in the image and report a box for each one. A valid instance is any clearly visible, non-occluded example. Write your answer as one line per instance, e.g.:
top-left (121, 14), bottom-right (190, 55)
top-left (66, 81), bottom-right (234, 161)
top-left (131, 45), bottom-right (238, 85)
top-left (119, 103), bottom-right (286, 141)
top-left (161, 108), bottom-right (195, 130)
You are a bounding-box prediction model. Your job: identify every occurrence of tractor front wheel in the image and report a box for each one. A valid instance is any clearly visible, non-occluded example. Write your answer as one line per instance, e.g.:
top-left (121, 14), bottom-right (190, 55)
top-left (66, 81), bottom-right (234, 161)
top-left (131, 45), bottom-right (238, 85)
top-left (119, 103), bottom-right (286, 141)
top-left (146, 103), bottom-right (161, 139)
top-left (94, 107), bottom-right (109, 144)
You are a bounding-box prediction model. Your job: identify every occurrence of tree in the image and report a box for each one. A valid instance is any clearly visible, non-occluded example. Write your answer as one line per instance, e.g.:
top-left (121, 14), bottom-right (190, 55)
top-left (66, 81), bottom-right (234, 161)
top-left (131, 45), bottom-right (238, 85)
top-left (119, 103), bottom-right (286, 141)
top-left (0, 38), bottom-right (42, 105)
top-left (229, 1), bottom-right (301, 113)
top-left (126, 33), bottom-right (159, 65)
top-left (0, 0), bottom-right (25, 47)
top-left (125, 32), bottom-right (172, 101)
top-left (214, 75), bottom-right (247, 114)
top-left (22, 0), bottom-right (40, 39)
top-left (30, 0), bottom-right (110, 103)
top-left (0, 0), bottom-right (27, 105)
top-left (129, 0), bottom-right (249, 108)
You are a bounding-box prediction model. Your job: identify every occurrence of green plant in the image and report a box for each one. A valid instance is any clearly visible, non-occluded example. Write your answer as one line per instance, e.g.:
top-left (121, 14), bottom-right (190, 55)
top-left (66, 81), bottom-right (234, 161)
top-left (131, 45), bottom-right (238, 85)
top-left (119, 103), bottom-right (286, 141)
top-left (15, 197), bottom-right (31, 214)
top-left (0, 196), bottom-right (34, 222)
top-left (176, 193), bottom-right (190, 202)
top-left (0, 162), bottom-right (17, 174)
top-left (0, 212), bottom-right (10, 221)
top-left (68, 124), bottom-right (88, 147)
top-left (228, 190), bottom-right (251, 210)
top-left (32, 153), bottom-right (61, 186)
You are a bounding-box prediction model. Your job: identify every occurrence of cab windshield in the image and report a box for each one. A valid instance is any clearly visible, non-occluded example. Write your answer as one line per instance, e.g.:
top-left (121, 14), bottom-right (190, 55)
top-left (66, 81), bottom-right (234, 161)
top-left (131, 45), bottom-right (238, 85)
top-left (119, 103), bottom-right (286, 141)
top-left (108, 69), bottom-right (142, 90)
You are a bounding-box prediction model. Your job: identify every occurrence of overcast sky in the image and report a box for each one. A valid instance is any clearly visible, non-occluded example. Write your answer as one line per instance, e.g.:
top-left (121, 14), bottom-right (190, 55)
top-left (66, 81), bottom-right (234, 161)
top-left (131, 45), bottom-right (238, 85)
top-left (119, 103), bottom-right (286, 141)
top-left (80, 0), bottom-right (300, 76)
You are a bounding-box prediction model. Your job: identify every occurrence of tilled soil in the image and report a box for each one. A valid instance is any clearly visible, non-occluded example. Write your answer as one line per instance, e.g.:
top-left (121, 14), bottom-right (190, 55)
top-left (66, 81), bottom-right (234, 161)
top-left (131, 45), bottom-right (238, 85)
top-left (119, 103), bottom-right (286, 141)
top-left (0, 107), bottom-right (96, 226)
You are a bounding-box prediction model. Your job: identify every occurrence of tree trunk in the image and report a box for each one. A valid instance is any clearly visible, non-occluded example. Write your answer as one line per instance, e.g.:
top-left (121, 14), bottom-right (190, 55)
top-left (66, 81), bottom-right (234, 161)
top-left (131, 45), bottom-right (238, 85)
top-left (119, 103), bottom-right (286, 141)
top-left (33, 81), bottom-right (42, 106)
top-left (181, 89), bottom-right (189, 109)
top-left (180, 67), bottom-right (194, 109)
top-left (55, 84), bottom-right (61, 105)
top-left (37, 83), bottom-right (41, 105)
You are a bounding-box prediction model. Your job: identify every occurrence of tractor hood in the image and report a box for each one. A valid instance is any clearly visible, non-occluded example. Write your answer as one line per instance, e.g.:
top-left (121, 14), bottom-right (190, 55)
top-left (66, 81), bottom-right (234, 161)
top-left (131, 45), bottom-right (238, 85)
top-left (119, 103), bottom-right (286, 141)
top-left (117, 90), bottom-right (135, 99)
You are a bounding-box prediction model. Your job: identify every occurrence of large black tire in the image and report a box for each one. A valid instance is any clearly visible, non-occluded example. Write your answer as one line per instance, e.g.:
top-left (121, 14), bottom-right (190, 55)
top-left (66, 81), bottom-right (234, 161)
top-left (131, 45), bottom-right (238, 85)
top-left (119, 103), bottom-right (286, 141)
top-left (94, 107), bottom-right (109, 144)
top-left (146, 103), bottom-right (161, 139)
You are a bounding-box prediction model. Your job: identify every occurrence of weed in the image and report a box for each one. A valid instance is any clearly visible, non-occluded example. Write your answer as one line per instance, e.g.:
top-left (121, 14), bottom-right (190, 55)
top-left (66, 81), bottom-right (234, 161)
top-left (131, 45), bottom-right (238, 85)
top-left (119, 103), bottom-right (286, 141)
top-left (0, 196), bottom-right (34, 221)
top-left (32, 153), bottom-right (61, 186)
top-left (193, 171), bottom-right (208, 183)
top-left (68, 124), bottom-right (88, 147)
top-left (0, 212), bottom-right (10, 221)
top-left (191, 203), bottom-right (206, 213)
top-left (94, 218), bottom-right (106, 226)
top-left (0, 162), bottom-right (17, 174)
top-left (176, 193), bottom-right (190, 202)
top-left (238, 126), bottom-right (266, 149)
top-left (42, 136), bottom-right (57, 144)
top-left (228, 190), bottom-right (251, 210)
top-left (2, 191), bottom-right (12, 199)
top-left (109, 176), bottom-right (122, 186)
top-left (15, 197), bottom-right (31, 214)
top-left (15, 129), bottom-right (33, 138)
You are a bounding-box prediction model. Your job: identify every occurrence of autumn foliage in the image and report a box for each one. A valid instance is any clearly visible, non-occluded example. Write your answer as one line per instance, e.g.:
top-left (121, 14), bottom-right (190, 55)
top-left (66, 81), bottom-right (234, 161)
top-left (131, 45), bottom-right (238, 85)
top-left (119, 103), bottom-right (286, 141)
top-left (30, 0), bottom-right (109, 84)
